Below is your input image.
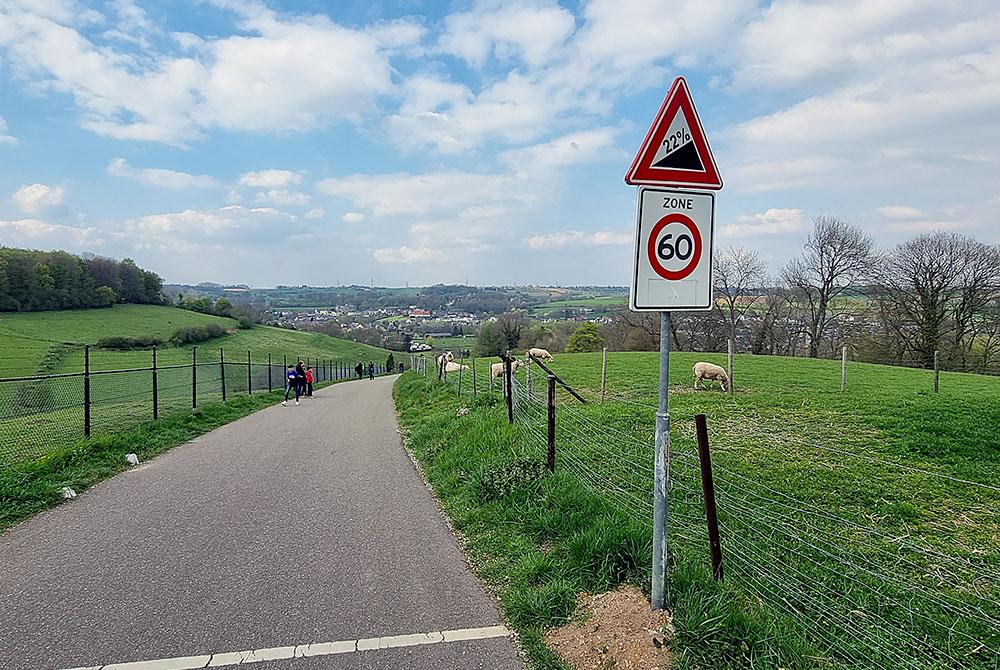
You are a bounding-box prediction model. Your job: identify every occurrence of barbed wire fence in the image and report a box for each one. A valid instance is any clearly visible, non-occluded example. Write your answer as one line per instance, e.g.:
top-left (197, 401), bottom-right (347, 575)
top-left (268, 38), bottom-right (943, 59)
top-left (0, 348), bottom-right (395, 469)
top-left (424, 349), bottom-right (1000, 669)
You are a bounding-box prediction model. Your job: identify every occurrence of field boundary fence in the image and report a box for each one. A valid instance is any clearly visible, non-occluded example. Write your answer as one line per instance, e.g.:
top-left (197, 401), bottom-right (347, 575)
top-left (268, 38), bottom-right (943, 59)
top-left (424, 349), bottom-right (1000, 669)
top-left (0, 348), bottom-right (396, 468)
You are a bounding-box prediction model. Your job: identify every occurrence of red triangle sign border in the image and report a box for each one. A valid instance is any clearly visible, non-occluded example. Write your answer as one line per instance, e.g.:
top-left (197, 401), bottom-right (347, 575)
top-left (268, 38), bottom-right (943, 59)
top-left (625, 77), bottom-right (723, 190)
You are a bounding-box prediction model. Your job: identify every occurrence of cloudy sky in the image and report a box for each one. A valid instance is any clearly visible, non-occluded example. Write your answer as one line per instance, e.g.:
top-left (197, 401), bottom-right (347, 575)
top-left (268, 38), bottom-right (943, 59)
top-left (1, 0), bottom-right (998, 287)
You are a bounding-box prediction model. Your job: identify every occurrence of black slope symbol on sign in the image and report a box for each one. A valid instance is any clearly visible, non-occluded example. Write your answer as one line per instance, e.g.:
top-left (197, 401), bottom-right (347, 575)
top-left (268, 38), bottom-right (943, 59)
top-left (653, 141), bottom-right (704, 171)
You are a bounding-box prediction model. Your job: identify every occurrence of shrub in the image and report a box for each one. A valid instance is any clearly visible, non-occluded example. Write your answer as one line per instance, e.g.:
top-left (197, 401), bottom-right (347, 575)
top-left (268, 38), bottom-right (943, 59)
top-left (473, 458), bottom-right (548, 502)
top-left (97, 335), bottom-right (164, 350)
top-left (168, 323), bottom-right (228, 346)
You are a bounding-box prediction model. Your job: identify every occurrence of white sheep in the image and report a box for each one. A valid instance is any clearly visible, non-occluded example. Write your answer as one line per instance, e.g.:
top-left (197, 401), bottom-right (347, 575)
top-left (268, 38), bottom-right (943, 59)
top-left (436, 351), bottom-right (455, 379)
top-left (693, 362), bottom-right (729, 391)
top-left (490, 359), bottom-right (522, 380)
top-left (444, 361), bottom-right (469, 372)
top-left (526, 347), bottom-right (554, 361)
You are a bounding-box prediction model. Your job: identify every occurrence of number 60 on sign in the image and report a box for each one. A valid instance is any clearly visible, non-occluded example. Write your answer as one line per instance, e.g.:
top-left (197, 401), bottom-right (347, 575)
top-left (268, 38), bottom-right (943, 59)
top-left (630, 186), bottom-right (715, 311)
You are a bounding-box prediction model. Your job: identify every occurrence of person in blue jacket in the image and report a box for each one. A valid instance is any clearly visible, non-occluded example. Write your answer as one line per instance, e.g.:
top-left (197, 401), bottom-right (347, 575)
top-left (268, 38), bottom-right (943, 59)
top-left (282, 364), bottom-right (300, 406)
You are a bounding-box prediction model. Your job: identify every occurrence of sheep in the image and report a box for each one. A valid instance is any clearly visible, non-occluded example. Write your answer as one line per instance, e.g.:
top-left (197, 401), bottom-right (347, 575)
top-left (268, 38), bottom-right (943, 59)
top-left (526, 347), bottom-right (554, 361)
top-left (693, 362), bottom-right (729, 391)
top-left (436, 351), bottom-right (455, 379)
top-left (444, 361), bottom-right (469, 372)
top-left (490, 359), bottom-right (522, 380)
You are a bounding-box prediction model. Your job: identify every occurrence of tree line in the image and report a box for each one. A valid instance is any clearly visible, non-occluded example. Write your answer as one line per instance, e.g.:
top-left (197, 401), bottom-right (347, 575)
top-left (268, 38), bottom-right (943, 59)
top-left (606, 218), bottom-right (1000, 373)
top-left (0, 248), bottom-right (163, 312)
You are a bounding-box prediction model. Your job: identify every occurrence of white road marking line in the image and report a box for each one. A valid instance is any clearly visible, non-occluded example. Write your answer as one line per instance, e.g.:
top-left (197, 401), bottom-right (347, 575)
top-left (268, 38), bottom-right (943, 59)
top-left (57, 625), bottom-right (511, 670)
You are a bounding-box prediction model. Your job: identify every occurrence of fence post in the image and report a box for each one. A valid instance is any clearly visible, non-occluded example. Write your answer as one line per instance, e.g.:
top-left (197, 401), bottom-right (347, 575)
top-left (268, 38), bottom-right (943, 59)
top-left (695, 414), bottom-right (724, 581)
top-left (457, 354), bottom-right (464, 396)
top-left (471, 356), bottom-right (477, 396)
top-left (841, 345), bottom-right (848, 393)
top-left (84, 345), bottom-right (91, 438)
top-left (934, 350), bottom-right (940, 393)
top-left (547, 375), bottom-right (556, 472)
top-left (651, 312), bottom-right (671, 611)
top-left (727, 338), bottom-right (735, 395)
top-left (504, 352), bottom-right (513, 424)
top-left (247, 350), bottom-right (252, 395)
top-left (601, 347), bottom-right (608, 403)
top-left (220, 347), bottom-right (227, 402)
top-left (152, 346), bottom-right (159, 420)
top-left (192, 347), bottom-right (197, 408)
top-left (526, 356), bottom-right (532, 396)
top-left (268, 353), bottom-right (272, 392)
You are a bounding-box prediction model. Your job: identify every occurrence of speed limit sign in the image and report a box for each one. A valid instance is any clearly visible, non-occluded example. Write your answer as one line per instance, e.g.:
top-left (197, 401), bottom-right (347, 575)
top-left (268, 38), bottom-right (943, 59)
top-left (630, 186), bottom-right (714, 311)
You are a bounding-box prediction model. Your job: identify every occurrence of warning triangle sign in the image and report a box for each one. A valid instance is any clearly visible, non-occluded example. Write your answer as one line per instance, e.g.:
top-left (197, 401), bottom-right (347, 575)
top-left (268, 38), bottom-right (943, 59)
top-left (625, 77), bottom-right (723, 189)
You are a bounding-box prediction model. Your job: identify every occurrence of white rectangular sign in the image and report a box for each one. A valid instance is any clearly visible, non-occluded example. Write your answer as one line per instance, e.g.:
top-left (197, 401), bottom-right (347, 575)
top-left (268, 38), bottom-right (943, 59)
top-left (630, 186), bottom-right (714, 311)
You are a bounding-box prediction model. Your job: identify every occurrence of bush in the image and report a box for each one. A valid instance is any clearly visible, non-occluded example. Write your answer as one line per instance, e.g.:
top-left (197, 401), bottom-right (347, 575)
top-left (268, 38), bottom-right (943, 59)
top-left (94, 285), bottom-right (118, 307)
top-left (168, 323), bottom-right (228, 346)
top-left (97, 335), bottom-right (164, 350)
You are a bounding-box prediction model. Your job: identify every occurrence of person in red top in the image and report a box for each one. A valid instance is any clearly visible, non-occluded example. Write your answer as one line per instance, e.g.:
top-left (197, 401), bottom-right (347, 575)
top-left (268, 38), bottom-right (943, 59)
top-left (305, 366), bottom-right (315, 398)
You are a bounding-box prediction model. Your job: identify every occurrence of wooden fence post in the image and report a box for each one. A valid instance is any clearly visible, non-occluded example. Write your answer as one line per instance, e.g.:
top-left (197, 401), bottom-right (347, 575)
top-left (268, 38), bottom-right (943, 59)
top-left (472, 356), bottom-right (477, 396)
top-left (695, 414), bottom-right (724, 580)
top-left (728, 338), bottom-right (735, 396)
top-left (601, 347), bottom-right (608, 403)
top-left (504, 352), bottom-right (513, 424)
top-left (84, 345), bottom-right (91, 438)
top-left (934, 350), bottom-right (940, 393)
top-left (267, 353), bottom-right (272, 392)
top-left (220, 347), bottom-right (227, 402)
top-left (152, 346), bottom-right (159, 420)
top-left (841, 345), bottom-right (847, 393)
top-left (547, 375), bottom-right (556, 472)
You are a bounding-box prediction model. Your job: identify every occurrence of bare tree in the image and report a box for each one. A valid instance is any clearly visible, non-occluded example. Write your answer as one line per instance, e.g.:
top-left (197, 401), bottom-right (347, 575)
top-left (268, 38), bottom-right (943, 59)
top-left (882, 233), bottom-right (1000, 367)
top-left (782, 216), bottom-right (874, 358)
top-left (713, 246), bottom-right (768, 344)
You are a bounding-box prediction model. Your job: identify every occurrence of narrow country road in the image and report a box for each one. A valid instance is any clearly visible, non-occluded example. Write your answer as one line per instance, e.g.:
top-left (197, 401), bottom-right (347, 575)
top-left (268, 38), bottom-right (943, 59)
top-left (0, 376), bottom-right (523, 670)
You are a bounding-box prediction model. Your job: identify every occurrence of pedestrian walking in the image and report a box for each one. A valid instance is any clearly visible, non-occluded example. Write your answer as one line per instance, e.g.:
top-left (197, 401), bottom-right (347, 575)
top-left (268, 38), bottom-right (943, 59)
top-left (305, 366), bottom-right (314, 397)
top-left (355, 362), bottom-right (363, 380)
top-left (282, 364), bottom-right (300, 406)
top-left (398, 362), bottom-right (404, 373)
top-left (367, 361), bottom-right (375, 380)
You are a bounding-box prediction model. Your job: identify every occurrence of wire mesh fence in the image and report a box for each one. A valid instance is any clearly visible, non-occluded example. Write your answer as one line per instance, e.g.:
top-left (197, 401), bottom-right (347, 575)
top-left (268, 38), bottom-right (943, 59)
top-left (423, 350), bottom-right (1000, 669)
top-left (0, 349), bottom-right (397, 469)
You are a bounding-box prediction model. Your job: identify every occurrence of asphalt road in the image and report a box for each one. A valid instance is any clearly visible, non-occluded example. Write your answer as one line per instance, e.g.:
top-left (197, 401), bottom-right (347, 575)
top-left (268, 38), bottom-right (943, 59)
top-left (0, 376), bottom-right (523, 670)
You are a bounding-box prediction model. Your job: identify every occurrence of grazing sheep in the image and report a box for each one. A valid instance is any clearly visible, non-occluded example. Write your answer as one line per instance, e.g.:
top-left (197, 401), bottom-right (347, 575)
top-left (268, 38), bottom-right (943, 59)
top-left (526, 347), bottom-right (554, 361)
top-left (444, 361), bottom-right (469, 372)
top-left (490, 359), bottom-right (522, 380)
top-left (436, 351), bottom-right (455, 379)
top-left (693, 362), bottom-right (729, 391)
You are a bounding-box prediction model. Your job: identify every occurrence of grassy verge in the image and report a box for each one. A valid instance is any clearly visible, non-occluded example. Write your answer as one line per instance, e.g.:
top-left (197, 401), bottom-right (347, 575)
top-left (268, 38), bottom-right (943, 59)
top-left (393, 372), bottom-right (811, 669)
top-left (0, 382), bottom-right (337, 532)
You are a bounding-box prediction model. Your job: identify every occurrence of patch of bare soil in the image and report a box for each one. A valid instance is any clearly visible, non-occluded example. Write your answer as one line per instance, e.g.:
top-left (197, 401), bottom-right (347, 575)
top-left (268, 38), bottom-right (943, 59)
top-left (545, 585), bottom-right (673, 669)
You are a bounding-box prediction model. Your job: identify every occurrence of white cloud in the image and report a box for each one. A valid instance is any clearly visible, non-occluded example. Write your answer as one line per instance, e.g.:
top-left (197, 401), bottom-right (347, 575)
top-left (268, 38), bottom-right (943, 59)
top-left (499, 127), bottom-right (625, 173)
top-left (122, 205), bottom-right (297, 238)
top-left (526, 230), bottom-right (631, 250)
top-left (107, 158), bottom-right (218, 190)
top-left (342, 212), bottom-right (365, 223)
top-left (373, 245), bottom-right (444, 264)
top-left (0, 218), bottom-right (101, 245)
top-left (0, 3), bottom-right (402, 143)
top-left (318, 170), bottom-right (520, 217)
top-left (12, 183), bottom-right (65, 214)
top-left (254, 189), bottom-right (310, 206)
top-left (877, 205), bottom-right (925, 220)
top-left (722, 208), bottom-right (806, 238)
top-left (438, 0), bottom-right (576, 68)
top-left (0, 117), bottom-right (18, 145)
top-left (304, 208), bottom-right (324, 219)
top-left (238, 169), bottom-right (303, 188)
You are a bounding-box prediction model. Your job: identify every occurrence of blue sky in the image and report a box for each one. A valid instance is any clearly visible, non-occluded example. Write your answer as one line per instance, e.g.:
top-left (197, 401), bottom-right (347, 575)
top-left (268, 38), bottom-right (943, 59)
top-left (1, 0), bottom-right (998, 287)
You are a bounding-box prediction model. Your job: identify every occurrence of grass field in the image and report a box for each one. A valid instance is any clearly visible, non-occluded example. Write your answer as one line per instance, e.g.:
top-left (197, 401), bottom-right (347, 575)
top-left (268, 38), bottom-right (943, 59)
top-left (0, 305), bottom-right (390, 376)
top-left (399, 352), bottom-right (1000, 669)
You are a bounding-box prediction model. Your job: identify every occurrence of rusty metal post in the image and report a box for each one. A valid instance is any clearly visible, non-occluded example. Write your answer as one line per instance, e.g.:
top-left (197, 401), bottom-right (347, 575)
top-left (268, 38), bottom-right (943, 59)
top-left (152, 346), bottom-right (159, 420)
top-left (84, 345), bottom-right (91, 438)
top-left (695, 414), bottom-right (724, 581)
top-left (220, 347), bottom-right (227, 402)
top-left (601, 347), bottom-right (608, 403)
top-left (192, 347), bottom-right (197, 408)
top-left (504, 352), bottom-right (513, 424)
top-left (547, 375), bottom-right (556, 472)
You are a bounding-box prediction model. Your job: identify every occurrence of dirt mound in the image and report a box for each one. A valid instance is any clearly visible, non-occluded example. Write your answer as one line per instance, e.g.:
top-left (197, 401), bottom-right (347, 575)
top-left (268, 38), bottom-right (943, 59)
top-left (545, 585), bottom-right (673, 669)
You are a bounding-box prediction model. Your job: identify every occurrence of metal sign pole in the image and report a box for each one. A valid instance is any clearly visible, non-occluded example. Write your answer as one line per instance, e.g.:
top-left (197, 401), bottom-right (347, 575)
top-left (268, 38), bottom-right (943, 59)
top-left (651, 310), bottom-right (671, 610)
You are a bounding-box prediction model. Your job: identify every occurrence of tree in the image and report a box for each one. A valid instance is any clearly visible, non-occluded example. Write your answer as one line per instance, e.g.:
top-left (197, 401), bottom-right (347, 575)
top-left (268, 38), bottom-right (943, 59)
top-left (881, 233), bottom-right (1000, 367)
top-left (94, 285), bottom-right (118, 307)
top-left (476, 321), bottom-right (506, 356)
top-left (714, 246), bottom-right (768, 343)
top-left (498, 311), bottom-right (527, 351)
top-left (565, 322), bottom-right (605, 353)
top-left (214, 298), bottom-right (234, 318)
top-left (782, 216), bottom-right (874, 357)
top-left (386, 352), bottom-right (395, 373)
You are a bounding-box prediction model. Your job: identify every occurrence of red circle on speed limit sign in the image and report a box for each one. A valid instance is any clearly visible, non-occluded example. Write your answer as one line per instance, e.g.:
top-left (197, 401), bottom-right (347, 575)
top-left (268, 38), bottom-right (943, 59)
top-left (646, 213), bottom-right (703, 280)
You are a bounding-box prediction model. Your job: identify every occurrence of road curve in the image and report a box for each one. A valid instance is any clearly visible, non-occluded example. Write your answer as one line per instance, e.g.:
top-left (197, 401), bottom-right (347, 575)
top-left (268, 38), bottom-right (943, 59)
top-left (0, 375), bottom-right (522, 670)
